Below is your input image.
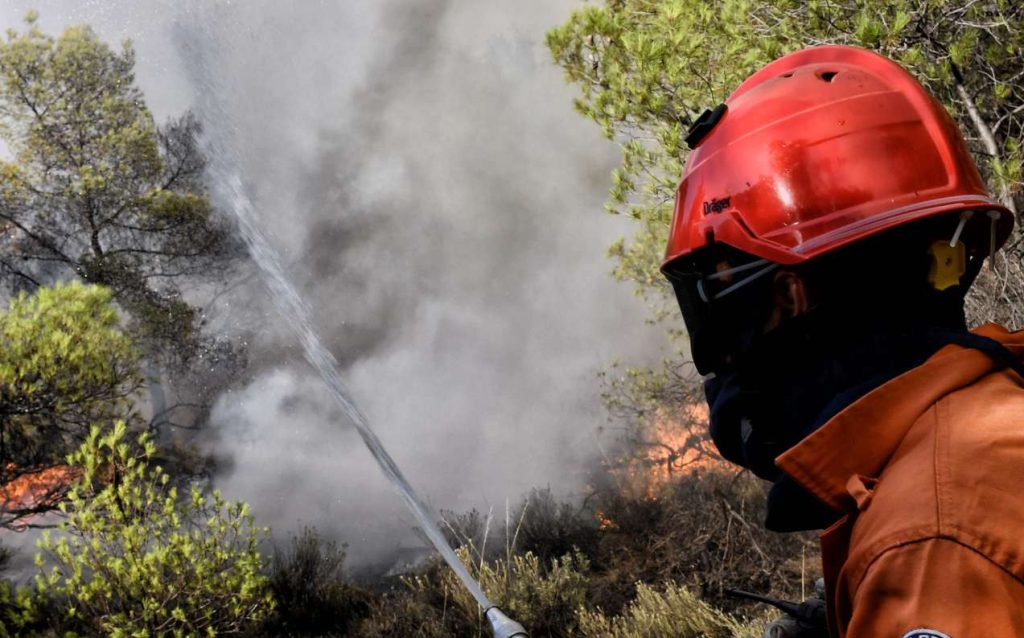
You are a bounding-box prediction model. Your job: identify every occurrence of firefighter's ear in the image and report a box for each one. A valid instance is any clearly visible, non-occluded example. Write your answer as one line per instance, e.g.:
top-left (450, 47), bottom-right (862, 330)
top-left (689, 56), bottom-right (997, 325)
top-left (769, 270), bottom-right (810, 327)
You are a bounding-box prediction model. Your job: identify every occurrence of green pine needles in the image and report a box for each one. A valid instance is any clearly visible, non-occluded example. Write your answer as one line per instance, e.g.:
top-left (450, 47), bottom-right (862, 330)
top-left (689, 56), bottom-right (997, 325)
top-left (548, 0), bottom-right (1024, 326)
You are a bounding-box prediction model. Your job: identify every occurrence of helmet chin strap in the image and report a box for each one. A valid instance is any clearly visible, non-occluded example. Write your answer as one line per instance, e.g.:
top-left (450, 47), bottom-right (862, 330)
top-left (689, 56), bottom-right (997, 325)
top-left (988, 209), bottom-right (1001, 272)
top-left (950, 210), bottom-right (971, 247)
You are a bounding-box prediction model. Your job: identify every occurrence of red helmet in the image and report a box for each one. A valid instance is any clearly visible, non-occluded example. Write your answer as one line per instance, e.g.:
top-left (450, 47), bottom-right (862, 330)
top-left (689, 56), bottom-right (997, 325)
top-left (662, 45), bottom-right (1012, 271)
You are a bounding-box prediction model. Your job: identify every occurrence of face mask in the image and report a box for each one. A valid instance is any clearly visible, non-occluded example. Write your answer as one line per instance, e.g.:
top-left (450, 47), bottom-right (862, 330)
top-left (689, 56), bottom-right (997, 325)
top-left (704, 370), bottom-right (785, 480)
top-left (704, 306), bottom-right (823, 479)
top-left (703, 306), bottom-right (964, 482)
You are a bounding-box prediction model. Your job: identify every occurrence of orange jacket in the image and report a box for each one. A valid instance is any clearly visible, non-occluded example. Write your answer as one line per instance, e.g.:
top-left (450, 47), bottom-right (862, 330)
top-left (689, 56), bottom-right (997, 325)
top-left (777, 324), bottom-right (1024, 637)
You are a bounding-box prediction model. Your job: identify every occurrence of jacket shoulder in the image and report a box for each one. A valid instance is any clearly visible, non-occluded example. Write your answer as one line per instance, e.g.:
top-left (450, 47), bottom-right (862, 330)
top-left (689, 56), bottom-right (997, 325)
top-left (841, 537), bottom-right (1024, 635)
top-left (845, 370), bottom-right (1024, 588)
top-left (936, 369), bottom-right (1024, 577)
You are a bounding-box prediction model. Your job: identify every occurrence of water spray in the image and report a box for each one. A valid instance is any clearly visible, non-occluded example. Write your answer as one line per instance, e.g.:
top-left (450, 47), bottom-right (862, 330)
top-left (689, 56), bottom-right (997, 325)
top-left (216, 170), bottom-right (527, 636)
top-left (183, 48), bottom-right (527, 629)
top-left (232, 181), bottom-right (527, 636)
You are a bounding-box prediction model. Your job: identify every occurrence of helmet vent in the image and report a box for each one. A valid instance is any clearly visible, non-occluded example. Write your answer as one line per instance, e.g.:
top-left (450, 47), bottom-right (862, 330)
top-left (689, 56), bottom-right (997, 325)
top-left (819, 71), bottom-right (839, 82)
top-left (780, 72), bottom-right (794, 78)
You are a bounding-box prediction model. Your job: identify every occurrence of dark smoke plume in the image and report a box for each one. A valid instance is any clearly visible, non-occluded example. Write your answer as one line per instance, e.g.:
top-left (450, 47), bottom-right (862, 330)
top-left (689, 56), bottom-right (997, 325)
top-left (0, 0), bottom-right (663, 571)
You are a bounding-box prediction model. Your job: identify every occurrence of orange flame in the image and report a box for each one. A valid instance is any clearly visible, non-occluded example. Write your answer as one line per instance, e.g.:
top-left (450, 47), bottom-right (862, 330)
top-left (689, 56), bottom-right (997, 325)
top-left (611, 402), bottom-right (730, 500)
top-left (595, 510), bottom-right (618, 530)
top-left (0, 465), bottom-right (81, 530)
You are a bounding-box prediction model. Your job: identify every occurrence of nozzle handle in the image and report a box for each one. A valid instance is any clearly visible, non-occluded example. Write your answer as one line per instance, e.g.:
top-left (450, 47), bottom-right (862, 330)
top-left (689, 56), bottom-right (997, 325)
top-left (726, 589), bottom-right (827, 628)
top-left (485, 606), bottom-right (528, 638)
top-left (726, 589), bottom-right (802, 616)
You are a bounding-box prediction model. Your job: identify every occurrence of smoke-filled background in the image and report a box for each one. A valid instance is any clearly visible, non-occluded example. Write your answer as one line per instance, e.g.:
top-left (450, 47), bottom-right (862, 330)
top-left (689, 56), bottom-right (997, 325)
top-left (0, 1), bottom-right (663, 571)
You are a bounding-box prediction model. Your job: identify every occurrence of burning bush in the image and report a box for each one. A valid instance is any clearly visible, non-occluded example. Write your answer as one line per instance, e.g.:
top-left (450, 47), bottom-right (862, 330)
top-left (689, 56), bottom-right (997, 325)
top-left (0, 465), bottom-right (81, 531)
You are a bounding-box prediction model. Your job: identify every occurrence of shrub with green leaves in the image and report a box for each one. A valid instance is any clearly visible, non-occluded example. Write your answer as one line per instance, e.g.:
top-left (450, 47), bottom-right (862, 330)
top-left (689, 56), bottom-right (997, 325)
top-left (33, 422), bottom-right (273, 636)
top-left (0, 281), bottom-right (141, 528)
top-left (0, 579), bottom-right (37, 638)
top-left (0, 282), bottom-right (140, 452)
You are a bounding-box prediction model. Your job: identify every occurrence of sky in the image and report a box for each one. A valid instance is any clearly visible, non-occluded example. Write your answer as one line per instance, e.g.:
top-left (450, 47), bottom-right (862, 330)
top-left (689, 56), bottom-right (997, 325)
top-left (0, 0), bottom-right (667, 572)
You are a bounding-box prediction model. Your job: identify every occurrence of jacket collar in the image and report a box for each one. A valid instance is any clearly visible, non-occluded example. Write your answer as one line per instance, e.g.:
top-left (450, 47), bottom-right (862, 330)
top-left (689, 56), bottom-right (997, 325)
top-left (776, 323), bottom-right (1024, 512)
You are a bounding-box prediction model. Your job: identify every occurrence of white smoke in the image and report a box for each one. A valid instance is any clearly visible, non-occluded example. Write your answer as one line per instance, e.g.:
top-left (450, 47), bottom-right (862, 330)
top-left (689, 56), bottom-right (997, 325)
top-left (0, 1), bottom-right (665, 571)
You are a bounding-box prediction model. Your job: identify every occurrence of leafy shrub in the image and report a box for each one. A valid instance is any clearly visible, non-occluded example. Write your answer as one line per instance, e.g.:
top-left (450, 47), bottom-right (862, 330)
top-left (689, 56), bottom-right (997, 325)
top-left (263, 527), bottom-right (369, 637)
top-left (32, 422), bottom-right (273, 636)
top-left (0, 581), bottom-right (38, 638)
top-left (0, 282), bottom-right (141, 528)
top-left (579, 581), bottom-right (765, 638)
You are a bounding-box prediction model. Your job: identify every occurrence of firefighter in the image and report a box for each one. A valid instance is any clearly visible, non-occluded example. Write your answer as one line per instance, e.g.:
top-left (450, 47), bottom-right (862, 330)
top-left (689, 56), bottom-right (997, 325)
top-left (661, 45), bottom-right (1024, 637)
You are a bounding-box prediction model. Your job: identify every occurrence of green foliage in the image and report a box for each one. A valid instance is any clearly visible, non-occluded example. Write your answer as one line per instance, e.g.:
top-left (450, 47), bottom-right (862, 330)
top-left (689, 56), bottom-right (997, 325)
top-left (579, 581), bottom-right (764, 638)
top-left (0, 282), bottom-right (139, 437)
top-left (0, 578), bottom-right (38, 638)
top-left (599, 358), bottom-right (700, 430)
top-left (548, 1), bottom-right (1024, 325)
top-left (0, 282), bottom-right (140, 526)
top-left (33, 422), bottom-right (272, 636)
top-left (263, 527), bottom-right (369, 637)
top-left (0, 15), bottom-right (234, 359)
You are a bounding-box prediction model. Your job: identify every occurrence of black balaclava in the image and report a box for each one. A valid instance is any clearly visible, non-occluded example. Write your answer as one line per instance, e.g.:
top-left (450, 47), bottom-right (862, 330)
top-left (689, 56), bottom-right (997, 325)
top-left (681, 222), bottom-right (997, 532)
top-left (705, 300), bottom-right (968, 531)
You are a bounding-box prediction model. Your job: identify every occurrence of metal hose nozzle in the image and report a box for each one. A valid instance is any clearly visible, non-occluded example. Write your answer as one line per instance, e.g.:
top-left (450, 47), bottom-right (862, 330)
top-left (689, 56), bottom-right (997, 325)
top-left (485, 606), bottom-right (528, 638)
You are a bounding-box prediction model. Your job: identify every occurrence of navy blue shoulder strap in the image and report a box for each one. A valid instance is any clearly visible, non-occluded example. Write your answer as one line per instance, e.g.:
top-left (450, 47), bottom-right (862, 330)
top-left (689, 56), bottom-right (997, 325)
top-left (940, 331), bottom-right (1024, 382)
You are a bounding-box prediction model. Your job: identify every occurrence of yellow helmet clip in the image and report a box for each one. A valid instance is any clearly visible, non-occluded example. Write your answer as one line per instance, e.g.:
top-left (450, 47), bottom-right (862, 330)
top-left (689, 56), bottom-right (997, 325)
top-left (928, 240), bottom-right (967, 291)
